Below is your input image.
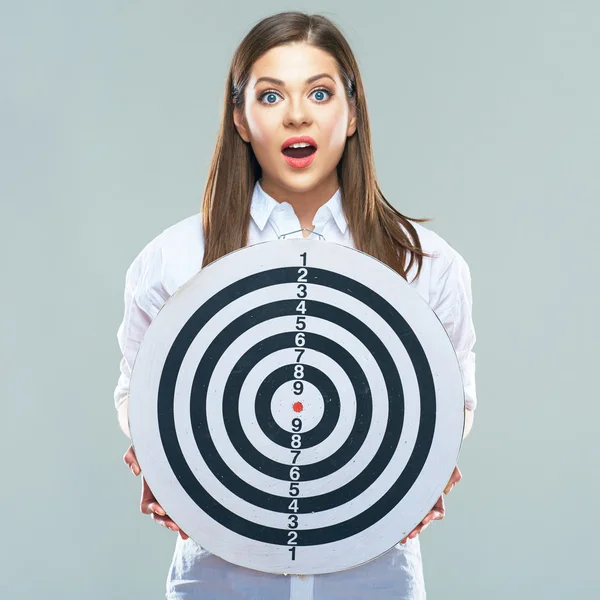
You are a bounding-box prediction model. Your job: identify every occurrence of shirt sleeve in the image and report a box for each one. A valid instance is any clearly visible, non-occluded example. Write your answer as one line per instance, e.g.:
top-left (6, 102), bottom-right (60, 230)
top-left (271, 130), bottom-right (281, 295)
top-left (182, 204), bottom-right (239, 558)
top-left (113, 240), bottom-right (170, 411)
top-left (430, 251), bottom-right (478, 411)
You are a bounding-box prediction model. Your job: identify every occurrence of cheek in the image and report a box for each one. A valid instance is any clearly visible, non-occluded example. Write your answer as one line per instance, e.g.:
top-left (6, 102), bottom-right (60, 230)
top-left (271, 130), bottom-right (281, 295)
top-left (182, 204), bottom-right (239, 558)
top-left (245, 108), bottom-right (277, 148)
top-left (321, 111), bottom-right (350, 157)
top-left (246, 112), bottom-right (282, 170)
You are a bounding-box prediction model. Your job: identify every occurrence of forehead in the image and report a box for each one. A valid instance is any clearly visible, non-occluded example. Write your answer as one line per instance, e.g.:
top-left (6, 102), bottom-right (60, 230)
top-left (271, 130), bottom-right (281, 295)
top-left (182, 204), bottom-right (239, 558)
top-left (249, 43), bottom-right (339, 82)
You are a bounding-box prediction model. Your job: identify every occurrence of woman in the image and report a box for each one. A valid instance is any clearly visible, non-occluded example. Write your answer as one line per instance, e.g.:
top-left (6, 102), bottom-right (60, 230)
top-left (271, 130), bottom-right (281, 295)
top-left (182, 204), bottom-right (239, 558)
top-left (115, 11), bottom-right (476, 599)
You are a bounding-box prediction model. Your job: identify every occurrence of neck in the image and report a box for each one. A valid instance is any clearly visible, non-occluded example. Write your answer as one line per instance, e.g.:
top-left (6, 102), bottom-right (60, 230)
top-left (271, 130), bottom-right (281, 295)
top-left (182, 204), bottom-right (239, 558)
top-left (260, 172), bottom-right (339, 229)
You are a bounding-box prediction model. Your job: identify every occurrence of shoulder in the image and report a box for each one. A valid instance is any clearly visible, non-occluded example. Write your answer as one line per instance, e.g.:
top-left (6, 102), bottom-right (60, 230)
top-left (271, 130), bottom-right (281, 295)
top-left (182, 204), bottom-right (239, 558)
top-left (405, 221), bottom-right (473, 316)
top-left (406, 220), bottom-right (471, 280)
top-left (127, 212), bottom-right (203, 266)
top-left (155, 212), bottom-right (204, 258)
top-left (125, 212), bottom-right (204, 295)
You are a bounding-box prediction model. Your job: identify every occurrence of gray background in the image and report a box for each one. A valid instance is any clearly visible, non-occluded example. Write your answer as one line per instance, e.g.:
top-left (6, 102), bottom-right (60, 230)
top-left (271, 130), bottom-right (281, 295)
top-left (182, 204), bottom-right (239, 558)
top-left (2, 1), bottom-right (598, 598)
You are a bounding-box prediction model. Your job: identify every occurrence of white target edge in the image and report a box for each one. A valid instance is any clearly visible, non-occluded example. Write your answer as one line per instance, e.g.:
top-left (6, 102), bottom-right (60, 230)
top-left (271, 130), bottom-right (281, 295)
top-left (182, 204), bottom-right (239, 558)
top-left (128, 239), bottom-right (466, 575)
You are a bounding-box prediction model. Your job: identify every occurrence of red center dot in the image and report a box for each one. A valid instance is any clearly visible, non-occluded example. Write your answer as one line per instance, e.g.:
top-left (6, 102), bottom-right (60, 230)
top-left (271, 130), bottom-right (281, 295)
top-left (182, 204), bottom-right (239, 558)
top-left (293, 402), bottom-right (304, 413)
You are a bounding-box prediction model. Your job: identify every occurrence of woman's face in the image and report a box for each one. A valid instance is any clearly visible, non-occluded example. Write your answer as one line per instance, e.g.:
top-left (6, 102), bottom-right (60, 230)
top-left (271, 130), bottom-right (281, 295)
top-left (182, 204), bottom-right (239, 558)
top-left (233, 42), bottom-right (357, 196)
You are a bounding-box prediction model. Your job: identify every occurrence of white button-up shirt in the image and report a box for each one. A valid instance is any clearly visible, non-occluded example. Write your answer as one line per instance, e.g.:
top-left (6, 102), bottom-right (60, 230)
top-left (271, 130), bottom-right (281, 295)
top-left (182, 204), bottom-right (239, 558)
top-left (114, 179), bottom-right (477, 600)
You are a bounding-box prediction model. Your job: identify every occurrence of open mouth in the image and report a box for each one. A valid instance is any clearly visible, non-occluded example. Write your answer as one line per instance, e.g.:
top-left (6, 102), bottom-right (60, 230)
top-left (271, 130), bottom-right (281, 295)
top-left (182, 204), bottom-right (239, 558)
top-left (282, 145), bottom-right (317, 159)
top-left (281, 138), bottom-right (318, 168)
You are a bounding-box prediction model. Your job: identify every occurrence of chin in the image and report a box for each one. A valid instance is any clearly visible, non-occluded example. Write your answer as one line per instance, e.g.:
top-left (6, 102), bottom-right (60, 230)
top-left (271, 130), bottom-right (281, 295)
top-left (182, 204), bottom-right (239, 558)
top-left (276, 170), bottom-right (329, 193)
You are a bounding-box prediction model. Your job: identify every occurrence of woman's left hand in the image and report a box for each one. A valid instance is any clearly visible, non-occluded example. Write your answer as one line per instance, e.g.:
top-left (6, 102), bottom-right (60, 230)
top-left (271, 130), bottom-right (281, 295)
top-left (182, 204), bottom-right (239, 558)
top-left (400, 465), bottom-right (462, 545)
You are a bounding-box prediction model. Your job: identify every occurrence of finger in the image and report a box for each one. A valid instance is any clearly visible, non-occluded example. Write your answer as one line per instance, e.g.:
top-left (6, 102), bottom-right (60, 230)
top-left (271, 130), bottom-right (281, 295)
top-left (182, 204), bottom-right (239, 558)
top-left (400, 529), bottom-right (417, 544)
top-left (420, 519), bottom-right (434, 532)
top-left (431, 509), bottom-right (444, 522)
top-left (402, 528), bottom-right (424, 543)
top-left (444, 466), bottom-right (462, 494)
top-left (148, 502), bottom-right (166, 516)
top-left (421, 511), bottom-right (436, 526)
top-left (431, 495), bottom-right (445, 518)
top-left (411, 521), bottom-right (433, 538)
top-left (401, 510), bottom-right (434, 544)
top-left (140, 478), bottom-right (157, 514)
top-left (123, 445), bottom-right (138, 469)
top-left (151, 513), bottom-right (180, 531)
top-left (140, 477), bottom-right (166, 516)
top-left (406, 522), bottom-right (425, 542)
top-left (151, 513), bottom-right (190, 539)
top-left (410, 512), bottom-right (440, 538)
top-left (409, 524), bottom-right (424, 539)
top-left (123, 446), bottom-right (141, 476)
top-left (444, 467), bottom-right (457, 494)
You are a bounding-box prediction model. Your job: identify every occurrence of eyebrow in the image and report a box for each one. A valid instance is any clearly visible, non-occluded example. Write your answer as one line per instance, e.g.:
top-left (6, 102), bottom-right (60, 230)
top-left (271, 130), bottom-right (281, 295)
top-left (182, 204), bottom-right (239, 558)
top-left (254, 73), bottom-right (336, 88)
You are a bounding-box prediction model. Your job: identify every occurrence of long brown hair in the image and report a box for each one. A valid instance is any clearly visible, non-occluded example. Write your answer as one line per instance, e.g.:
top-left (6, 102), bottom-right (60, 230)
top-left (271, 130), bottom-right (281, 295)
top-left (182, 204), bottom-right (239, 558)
top-left (201, 11), bottom-right (432, 281)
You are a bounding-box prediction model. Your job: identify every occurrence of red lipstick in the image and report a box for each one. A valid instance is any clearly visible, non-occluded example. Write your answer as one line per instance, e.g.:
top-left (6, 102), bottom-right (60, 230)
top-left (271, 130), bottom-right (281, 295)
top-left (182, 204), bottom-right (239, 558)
top-left (281, 136), bottom-right (318, 151)
top-left (281, 136), bottom-right (318, 169)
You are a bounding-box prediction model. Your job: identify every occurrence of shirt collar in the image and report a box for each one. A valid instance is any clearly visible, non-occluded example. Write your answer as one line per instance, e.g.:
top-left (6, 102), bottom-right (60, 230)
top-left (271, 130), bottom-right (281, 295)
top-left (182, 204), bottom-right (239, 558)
top-left (250, 179), bottom-right (347, 234)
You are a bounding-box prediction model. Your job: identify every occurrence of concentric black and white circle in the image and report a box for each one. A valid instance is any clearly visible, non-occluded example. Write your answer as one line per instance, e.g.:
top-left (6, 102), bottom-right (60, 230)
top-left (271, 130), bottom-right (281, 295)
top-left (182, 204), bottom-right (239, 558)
top-left (128, 239), bottom-right (465, 575)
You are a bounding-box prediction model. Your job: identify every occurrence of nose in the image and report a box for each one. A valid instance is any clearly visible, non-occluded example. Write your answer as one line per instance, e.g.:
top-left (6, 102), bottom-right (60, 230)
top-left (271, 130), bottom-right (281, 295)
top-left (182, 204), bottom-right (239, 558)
top-left (283, 97), bottom-right (313, 128)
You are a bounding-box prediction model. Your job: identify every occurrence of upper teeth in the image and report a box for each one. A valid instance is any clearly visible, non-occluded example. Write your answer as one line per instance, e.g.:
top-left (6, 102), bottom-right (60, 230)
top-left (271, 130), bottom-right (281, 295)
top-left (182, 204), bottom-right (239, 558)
top-left (289, 142), bottom-right (311, 148)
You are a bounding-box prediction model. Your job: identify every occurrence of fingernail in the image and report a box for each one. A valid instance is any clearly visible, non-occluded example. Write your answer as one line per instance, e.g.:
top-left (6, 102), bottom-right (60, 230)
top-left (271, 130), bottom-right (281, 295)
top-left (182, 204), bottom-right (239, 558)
top-left (154, 506), bottom-right (166, 516)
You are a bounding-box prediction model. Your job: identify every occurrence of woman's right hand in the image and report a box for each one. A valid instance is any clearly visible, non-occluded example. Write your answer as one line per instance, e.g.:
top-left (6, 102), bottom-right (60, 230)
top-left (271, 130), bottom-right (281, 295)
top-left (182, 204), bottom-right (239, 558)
top-left (123, 445), bottom-right (189, 540)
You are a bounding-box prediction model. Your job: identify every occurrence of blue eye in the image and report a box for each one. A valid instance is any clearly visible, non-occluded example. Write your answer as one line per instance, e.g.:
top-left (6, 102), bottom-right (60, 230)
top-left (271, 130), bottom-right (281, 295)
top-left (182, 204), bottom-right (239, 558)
top-left (311, 88), bottom-right (332, 102)
top-left (258, 87), bottom-right (333, 106)
top-left (257, 91), bottom-right (281, 105)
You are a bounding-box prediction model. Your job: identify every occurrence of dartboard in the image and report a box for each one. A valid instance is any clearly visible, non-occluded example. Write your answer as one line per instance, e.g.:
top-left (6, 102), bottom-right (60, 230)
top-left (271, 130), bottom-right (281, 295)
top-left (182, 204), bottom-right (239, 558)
top-left (128, 239), bottom-right (465, 575)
